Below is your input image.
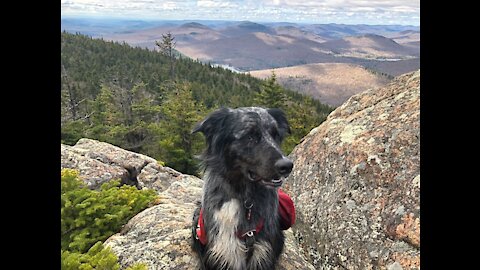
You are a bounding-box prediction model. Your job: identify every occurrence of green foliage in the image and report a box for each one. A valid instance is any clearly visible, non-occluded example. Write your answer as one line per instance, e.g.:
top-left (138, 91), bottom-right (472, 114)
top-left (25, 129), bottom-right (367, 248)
top-left (61, 241), bottom-right (148, 270)
top-left (61, 32), bottom-right (334, 173)
top-left (282, 99), bottom-right (328, 154)
top-left (155, 31), bottom-right (177, 80)
top-left (252, 71), bottom-right (332, 154)
top-left (156, 83), bottom-right (207, 175)
top-left (125, 263), bottom-right (148, 270)
top-left (253, 71), bottom-right (287, 109)
top-left (61, 242), bottom-right (120, 270)
top-left (90, 84), bottom-right (118, 126)
top-left (61, 169), bottom-right (157, 253)
top-left (61, 120), bottom-right (89, 145)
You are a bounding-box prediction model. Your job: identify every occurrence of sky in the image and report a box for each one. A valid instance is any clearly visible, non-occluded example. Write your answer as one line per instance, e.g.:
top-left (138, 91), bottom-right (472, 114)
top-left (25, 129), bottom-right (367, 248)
top-left (61, 0), bottom-right (420, 26)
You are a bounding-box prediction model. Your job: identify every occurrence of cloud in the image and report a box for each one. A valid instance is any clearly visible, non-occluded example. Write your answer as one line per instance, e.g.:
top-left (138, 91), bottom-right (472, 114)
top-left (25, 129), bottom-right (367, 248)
top-left (197, 0), bottom-right (238, 8)
top-left (61, 0), bottom-right (420, 25)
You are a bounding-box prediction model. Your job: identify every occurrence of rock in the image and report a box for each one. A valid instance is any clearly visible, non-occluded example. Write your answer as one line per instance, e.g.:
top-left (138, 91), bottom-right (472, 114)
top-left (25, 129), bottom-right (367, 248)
top-left (283, 71), bottom-right (420, 269)
top-left (104, 174), bottom-right (203, 270)
top-left (61, 143), bottom-right (129, 189)
top-left (62, 138), bottom-right (315, 269)
top-left (105, 170), bottom-right (314, 270)
top-left (387, 262), bottom-right (404, 270)
top-left (61, 138), bottom-right (174, 192)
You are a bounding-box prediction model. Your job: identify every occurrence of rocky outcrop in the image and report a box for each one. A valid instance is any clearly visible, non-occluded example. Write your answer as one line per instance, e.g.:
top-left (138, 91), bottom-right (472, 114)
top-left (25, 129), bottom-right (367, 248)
top-left (104, 171), bottom-right (313, 270)
top-left (61, 138), bottom-right (178, 192)
top-left (62, 70), bottom-right (419, 269)
top-left (104, 173), bottom-right (204, 269)
top-left (61, 138), bottom-right (314, 269)
top-left (284, 71), bottom-right (420, 269)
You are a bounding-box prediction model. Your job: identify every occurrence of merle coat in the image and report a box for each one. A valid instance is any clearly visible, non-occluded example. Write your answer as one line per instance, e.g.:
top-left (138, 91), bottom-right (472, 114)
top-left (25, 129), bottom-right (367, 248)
top-left (191, 107), bottom-right (293, 270)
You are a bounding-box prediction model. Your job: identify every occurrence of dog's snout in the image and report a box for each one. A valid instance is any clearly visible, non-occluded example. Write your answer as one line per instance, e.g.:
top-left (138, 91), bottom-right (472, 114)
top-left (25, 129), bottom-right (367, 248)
top-left (275, 157), bottom-right (293, 176)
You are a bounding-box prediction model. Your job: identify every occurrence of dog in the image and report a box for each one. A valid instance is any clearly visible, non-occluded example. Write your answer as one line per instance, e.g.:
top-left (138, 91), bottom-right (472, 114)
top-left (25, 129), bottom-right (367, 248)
top-left (191, 107), bottom-right (294, 270)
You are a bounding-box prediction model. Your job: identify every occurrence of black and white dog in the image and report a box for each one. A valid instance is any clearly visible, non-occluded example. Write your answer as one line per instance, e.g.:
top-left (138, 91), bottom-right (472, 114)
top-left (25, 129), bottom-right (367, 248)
top-left (191, 107), bottom-right (293, 270)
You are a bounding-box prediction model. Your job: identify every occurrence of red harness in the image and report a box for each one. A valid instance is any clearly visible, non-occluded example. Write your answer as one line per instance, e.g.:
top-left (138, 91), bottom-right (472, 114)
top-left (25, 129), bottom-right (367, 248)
top-left (195, 189), bottom-right (295, 246)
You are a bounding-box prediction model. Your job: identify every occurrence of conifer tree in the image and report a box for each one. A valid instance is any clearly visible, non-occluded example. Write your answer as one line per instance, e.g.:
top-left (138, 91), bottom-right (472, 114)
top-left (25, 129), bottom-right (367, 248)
top-left (253, 71), bottom-right (287, 109)
top-left (91, 84), bottom-right (118, 126)
top-left (155, 32), bottom-right (176, 80)
top-left (61, 64), bottom-right (86, 123)
top-left (156, 82), bottom-right (207, 175)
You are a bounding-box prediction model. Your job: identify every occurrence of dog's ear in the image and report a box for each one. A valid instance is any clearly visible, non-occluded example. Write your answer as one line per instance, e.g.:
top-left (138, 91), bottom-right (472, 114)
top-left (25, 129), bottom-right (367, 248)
top-left (267, 108), bottom-right (291, 137)
top-left (192, 107), bottom-right (231, 137)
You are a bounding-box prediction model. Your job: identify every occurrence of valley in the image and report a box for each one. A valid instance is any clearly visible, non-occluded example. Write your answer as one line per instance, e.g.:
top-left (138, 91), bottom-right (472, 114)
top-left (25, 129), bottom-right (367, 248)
top-left (62, 18), bottom-right (420, 106)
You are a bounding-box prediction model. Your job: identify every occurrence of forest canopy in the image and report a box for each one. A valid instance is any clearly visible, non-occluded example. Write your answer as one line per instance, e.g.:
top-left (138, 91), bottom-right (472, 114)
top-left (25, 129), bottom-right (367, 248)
top-left (61, 32), bottom-right (334, 175)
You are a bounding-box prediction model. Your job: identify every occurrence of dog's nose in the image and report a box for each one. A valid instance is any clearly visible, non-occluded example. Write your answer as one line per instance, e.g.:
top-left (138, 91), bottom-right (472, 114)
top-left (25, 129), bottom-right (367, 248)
top-left (275, 157), bottom-right (293, 176)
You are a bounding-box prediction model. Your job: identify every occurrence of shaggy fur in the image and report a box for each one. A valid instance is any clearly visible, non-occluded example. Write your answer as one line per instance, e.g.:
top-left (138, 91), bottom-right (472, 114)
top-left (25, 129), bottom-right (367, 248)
top-left (191, 107), bottom-right (293, 270)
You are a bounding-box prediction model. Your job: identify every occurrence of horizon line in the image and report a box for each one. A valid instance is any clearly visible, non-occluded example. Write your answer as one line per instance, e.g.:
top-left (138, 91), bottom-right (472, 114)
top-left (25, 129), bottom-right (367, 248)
top-left (61, 15), bottom-right (420, 27)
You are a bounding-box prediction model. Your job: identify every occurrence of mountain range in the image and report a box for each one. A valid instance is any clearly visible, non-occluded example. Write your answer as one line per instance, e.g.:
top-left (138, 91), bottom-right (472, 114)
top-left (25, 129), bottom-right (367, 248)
top-left (61, 18), bottom-right (420, 106)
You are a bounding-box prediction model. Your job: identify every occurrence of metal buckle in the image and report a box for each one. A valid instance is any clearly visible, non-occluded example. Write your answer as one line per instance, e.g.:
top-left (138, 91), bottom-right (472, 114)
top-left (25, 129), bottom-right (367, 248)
top-left (244, 230), bottom-right (256, 250)
top-left (195, 225), bottom-right (200, 240)
top-left (244, 199), bottom-right (253, 209)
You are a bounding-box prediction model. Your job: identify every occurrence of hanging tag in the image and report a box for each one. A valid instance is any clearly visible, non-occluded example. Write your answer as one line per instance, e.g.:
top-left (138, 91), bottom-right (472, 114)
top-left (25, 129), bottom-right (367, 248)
top-left (245, 231), bottom-right (255, 248)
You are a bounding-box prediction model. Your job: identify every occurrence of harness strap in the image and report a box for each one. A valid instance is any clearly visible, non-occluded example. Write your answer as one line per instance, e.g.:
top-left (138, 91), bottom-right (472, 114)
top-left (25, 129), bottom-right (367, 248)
top-left (195, 208), bottom-right (208, 245)
top-left (237, 218), bottom-right (264, 255)
top-left (195, 208), bottom-right (265, 246)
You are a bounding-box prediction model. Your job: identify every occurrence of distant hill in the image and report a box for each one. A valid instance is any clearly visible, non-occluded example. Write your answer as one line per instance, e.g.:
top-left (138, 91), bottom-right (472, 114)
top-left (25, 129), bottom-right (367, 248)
top-left (273, 25), bottom-right (330, 43)
top-left (62, 18), bottom-right (420, 76)
top-left (61, 17), bottom-right (168, 37)
top-left (179, 22), bottom-right (212, 30)
top-left (217, 21), bottom-right (274, 37)
top-left (249, 63), bottom-right (391, 106)
top-left (176, 32), bottom-right (338, 71)
top-left (386, 30), bottom-right (420, 46)
top-left (319, 34), bottom-right (419, 59)
top-left (300, 23), bottom-right (420, 39)
top-left (101, 22), bottom-right (225, 50)
top-left (359, 58), bottom-right (421, 77)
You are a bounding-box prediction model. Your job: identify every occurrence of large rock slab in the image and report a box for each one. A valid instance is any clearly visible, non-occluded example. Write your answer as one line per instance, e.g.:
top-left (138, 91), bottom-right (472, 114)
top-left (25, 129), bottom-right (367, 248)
top-left (105, 173), bottom-right (314, 270)
top-left (284, 71), bottom-right (420, 269)
top-left (61, 138), bottom-right (175, 192)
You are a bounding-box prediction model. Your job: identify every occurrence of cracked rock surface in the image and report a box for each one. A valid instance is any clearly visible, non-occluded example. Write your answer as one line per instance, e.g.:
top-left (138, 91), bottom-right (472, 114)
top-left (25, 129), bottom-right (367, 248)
top-left (61, 138), bottom-right (314, 269)
top-left (283, 70), bottom-right (420, 270)
top-left (61, 138), bottom-right (171, 191)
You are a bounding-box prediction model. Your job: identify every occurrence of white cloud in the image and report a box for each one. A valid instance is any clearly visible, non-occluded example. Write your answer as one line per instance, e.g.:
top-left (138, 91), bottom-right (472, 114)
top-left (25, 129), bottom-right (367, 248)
top-left (161, 1), bottom-right (177, 10)
top-left (61, 0), bottom-right (420, 25)
top-left (197, 0), bottom-right (237, 8)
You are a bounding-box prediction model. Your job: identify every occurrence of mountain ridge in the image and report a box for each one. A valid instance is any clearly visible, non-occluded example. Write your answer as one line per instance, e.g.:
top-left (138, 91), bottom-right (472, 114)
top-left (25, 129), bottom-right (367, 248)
top-left (62, 18), bottom-right (419, 76)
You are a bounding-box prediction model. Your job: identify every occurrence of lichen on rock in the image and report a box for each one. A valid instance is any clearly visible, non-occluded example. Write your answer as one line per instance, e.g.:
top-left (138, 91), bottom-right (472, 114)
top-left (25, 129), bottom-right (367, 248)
top-left (283, 70), bottom-right (420, 269)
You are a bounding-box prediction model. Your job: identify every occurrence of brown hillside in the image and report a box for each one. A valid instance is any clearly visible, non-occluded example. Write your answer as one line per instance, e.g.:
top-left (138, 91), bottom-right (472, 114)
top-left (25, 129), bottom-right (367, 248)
top-left (320, 34), bottom-right (418, 58)
top-left (176, 32), bottom-right (337, 71)
top-left (249, 63), bottom-right (390, 107)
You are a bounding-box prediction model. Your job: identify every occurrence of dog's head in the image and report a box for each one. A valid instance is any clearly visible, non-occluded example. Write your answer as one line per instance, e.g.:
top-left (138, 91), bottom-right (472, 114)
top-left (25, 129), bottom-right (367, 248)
top-left (193, 107), bottom-right (293, 188)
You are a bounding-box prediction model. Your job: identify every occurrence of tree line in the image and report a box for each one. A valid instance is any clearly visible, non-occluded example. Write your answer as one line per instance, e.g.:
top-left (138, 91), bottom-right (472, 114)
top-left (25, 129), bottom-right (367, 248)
top-left (61, 32), bottom-right (334, 175)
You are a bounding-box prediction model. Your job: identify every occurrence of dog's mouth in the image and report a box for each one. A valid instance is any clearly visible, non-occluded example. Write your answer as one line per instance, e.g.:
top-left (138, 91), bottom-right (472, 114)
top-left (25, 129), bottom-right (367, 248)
top-left (247, 170), bottom-right (283, 187)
